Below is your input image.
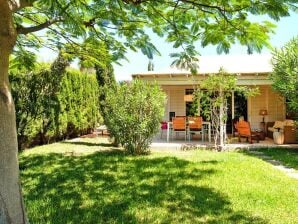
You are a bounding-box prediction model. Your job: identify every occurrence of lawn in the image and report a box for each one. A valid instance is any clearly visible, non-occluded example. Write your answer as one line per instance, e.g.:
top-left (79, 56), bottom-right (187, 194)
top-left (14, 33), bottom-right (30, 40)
top-left (259, 148), bottom-right (298, 170)
top-left (20, 138), bottom-right (298, 224)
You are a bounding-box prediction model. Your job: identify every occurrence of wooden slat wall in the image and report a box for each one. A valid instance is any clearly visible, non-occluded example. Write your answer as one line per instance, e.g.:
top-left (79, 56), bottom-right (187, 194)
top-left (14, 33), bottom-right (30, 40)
top-left (161, 86), bottom-right (192, 121)
top-left (248, 85), bottom-right (285, 129)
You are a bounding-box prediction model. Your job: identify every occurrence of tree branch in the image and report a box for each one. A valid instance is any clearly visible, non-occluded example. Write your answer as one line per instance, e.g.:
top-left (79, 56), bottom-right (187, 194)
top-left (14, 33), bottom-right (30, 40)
top-left (14, 13), bottom-right (81, 49)
top-left (16, 18), bottom-right (63, 35)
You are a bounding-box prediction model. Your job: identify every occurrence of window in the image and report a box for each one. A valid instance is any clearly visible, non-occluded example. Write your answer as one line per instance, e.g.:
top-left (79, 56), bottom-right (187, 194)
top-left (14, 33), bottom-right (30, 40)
top-left (185, 89), bottom-right (198, 116)
top-left (185, 89), bottom-right (194, 95)
top-left (169, 112), bottom-right (175, 121)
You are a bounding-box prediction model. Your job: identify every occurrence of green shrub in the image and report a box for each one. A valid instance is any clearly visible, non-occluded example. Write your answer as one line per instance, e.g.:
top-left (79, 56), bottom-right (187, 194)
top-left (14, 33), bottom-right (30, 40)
top-left (103, 80), bottom-right (166, 155)
top-left (270, 36), bottom-right (298, 118)
top-left (10, 67), bottom-right (101, 149)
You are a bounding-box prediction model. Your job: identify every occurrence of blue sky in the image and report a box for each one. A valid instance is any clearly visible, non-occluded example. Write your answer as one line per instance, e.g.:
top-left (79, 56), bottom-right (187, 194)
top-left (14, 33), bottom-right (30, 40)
top-left (38, 13), bottom-right (298, 81)
top-left (113, 13), bottom-right (298, 81)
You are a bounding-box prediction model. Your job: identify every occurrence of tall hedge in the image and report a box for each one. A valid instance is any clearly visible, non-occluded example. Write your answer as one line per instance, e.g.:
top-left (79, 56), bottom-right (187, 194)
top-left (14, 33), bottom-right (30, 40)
top-left (10, 68), bottom-right (101, 149)
top-left (58, 70), bottom-right (101, 138)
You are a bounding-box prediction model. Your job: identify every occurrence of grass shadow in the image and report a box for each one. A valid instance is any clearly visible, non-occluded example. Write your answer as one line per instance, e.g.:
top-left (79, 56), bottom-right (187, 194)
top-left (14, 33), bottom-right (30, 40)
top-left (200, 160), bottom-right (219, 164)
top-left (20, 150), bottom-right (268, 224)
top-left (61, 141), bottom-right (113, 147)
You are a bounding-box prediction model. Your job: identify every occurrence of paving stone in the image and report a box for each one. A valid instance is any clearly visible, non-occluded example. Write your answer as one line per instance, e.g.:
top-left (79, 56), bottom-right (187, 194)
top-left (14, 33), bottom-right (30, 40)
top-left (258, 155), bottom-right (272, 160)
top-left (249, 151), bottom-right (264, 155)
top-left (266, 160), bottom-right (282, 166)
top-left (246, 151), bottom-right (298, 180)
top-left (275, 165), bottom-right (295, 172)
top-left (287, 173), bottom-right (298, 179)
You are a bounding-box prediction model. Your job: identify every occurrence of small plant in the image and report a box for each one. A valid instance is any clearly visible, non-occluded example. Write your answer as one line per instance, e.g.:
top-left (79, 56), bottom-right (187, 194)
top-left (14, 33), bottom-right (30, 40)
top-left (104, 80), bottom-right (166, 155)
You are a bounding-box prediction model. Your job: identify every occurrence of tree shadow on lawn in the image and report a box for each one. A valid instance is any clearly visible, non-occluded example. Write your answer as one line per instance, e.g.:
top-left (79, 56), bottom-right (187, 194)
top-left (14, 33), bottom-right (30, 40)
top-left (61, 141), bottom-right (113, 147)
top-left (20, 150), bottom-right (268, 224)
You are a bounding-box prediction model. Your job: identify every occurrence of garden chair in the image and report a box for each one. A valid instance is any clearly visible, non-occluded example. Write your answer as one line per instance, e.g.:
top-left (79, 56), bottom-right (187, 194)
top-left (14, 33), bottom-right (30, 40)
top-left (188, 116), bottom-right (204, 141)
top-left (236, 120), bottom-right (259, 144)
top-left (172, 117), bottom-right (187, 141)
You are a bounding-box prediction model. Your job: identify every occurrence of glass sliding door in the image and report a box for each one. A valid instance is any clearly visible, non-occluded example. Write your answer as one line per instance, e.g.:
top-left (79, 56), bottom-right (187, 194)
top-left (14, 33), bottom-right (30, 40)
top-left (226, 91), bottom-right (247, 134)
top-left (234, 91), bottom-right (248, 121)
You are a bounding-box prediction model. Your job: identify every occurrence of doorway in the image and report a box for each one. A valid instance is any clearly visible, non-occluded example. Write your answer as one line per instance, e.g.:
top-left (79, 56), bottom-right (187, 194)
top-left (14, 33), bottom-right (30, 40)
top-left (226, 92), bottom-right (247, 133)
top-left (185, 89), bottom-right (198, 117)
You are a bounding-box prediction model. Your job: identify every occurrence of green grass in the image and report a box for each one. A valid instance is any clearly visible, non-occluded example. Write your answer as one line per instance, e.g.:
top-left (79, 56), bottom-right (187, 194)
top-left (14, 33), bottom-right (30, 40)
top-left (258, 148), bottom-right (298, 170)
top-left (20, 138), bottom-right (298, 224)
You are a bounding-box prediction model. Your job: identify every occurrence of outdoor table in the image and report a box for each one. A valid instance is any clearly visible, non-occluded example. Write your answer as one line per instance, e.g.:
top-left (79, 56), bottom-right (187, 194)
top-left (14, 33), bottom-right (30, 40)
top-left (96, 125), bottom-right (107, 135)
top-left (167, 121), bottom-right (211, 142)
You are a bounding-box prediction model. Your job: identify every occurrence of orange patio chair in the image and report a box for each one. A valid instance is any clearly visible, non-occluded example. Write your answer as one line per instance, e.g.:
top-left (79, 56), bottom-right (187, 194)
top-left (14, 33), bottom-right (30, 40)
top-left (188, 116), bottom-right (204, 141)
top-left (236, 120), bottom-right (259, 144)
top-left (172, 117), bottom-right (187, 141)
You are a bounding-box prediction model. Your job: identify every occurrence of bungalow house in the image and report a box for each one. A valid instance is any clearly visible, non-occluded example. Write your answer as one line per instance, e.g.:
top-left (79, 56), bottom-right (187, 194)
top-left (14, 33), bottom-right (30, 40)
top-left (132, 55), bottom-right (286, 134)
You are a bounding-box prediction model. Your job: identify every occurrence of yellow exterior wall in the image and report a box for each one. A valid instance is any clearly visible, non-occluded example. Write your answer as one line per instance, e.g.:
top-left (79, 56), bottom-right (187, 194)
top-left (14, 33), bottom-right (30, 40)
top-left (161, 85), bottom-right (195, 120)
top-left (248, 85), bottom-right (285, 129)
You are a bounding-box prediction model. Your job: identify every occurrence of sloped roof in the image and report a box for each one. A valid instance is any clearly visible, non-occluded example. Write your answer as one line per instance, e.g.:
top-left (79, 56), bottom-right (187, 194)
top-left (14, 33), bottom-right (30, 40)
top-left (132, 54), bottom-right (272, 76)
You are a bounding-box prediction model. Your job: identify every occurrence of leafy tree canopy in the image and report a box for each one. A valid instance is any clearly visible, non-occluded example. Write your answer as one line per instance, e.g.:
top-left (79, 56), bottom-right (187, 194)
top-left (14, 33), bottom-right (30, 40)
top-left (11, 0), bottom-right (298, 67)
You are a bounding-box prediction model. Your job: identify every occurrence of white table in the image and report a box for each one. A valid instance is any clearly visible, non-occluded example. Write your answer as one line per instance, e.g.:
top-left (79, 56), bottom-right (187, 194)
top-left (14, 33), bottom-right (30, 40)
top-left (167, 121), bottom-right (211, 142)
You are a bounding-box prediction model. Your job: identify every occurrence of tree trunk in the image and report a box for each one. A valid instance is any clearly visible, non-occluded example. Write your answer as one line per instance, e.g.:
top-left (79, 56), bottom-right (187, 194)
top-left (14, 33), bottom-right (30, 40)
top-left (219, 90), bottom-right (224, 150)
top-left (0, 1), bottom-right (28, 223)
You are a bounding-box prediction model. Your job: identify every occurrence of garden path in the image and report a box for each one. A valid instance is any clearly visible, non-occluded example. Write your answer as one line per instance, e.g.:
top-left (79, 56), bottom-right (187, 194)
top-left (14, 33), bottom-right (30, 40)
top-left (248, 150), bottom-right (298, 179)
